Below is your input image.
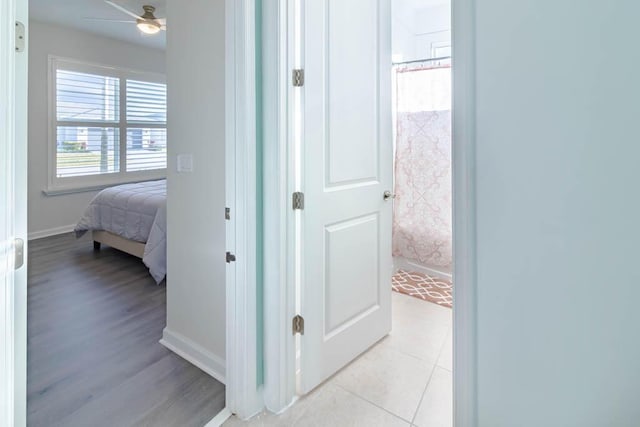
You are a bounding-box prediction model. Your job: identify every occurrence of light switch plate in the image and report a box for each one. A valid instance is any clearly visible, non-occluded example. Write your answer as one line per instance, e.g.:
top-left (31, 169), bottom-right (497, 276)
top-left (177, 154), bottom-right (193, 173)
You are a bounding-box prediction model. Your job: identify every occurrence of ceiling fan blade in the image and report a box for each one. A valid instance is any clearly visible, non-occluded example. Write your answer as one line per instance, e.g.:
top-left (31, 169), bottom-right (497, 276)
top-left (156, 18), bottom-right (166, 25)
top-left (84, 18), bottom-right (137, 23)
top-left (104, 0), bottom-right (141, 20)
top-left (160, 25), bottom-right (167, 31)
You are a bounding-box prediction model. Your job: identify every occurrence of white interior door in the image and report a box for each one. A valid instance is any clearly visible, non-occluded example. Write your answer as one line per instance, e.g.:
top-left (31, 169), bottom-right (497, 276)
top-left (0, 1), bottom-right (28, 425)
top-left (299, 0), bottom-right (392, 393)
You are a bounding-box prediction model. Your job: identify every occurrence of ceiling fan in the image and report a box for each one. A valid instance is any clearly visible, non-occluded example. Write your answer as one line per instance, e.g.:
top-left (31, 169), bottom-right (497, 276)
top-left (85, 1), bottom-right (166, 35)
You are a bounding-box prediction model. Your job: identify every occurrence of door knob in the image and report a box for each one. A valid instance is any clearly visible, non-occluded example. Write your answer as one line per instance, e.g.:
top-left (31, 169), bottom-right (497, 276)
top-left (383, 191), bottom-right (395, 201)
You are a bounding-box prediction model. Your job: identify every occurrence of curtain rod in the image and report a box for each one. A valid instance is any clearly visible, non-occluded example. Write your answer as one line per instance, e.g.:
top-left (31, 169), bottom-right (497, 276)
top-left (392, 56), bottom-right (452, 66)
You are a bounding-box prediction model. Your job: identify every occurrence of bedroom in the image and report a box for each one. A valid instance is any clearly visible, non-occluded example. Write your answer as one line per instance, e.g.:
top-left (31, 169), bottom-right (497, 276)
top-left (25, 1), bottom-right (225, 426)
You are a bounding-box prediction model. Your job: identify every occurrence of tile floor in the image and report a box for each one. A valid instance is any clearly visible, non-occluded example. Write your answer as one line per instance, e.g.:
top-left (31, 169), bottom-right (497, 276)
top-left (224, 292), bottom-right (452, 427)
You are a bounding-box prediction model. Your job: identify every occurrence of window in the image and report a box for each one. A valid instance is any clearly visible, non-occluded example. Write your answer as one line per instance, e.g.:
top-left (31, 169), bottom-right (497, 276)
top-left (49, 57), bottom-right (166, 192)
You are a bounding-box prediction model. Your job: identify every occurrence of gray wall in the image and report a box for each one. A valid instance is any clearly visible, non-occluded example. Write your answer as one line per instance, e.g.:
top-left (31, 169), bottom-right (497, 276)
top-left (164, 0), bottom-right (226, 372)
top-left (473, 1), bottom-right (640, 425)
top-left (28, 20), bottom-right (165, 238)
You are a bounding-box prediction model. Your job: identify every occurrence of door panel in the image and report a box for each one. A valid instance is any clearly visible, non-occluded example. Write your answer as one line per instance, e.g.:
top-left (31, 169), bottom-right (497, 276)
top-left (325, 0), bottom-right (379, 187)
top-left (324, 214), bottom-right (379, 335)
top-left (300, 0), bottom-right (392, 393)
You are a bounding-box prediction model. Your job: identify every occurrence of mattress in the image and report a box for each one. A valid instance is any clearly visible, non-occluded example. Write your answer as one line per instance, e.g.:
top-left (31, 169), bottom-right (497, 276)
top-left (74, 180), bottom-right (167, 283)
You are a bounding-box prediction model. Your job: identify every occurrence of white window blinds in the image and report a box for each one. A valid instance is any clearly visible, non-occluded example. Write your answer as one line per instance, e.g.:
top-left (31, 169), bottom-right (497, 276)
top-left (51, 58), bottom-right (166, 189)
top-left (125, 79), bottom-right (167, 172)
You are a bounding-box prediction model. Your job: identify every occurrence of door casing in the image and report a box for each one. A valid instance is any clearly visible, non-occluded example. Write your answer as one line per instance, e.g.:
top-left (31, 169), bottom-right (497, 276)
top-left (225, 0), bottom-right (265, 420)
top-left (259, 0), bottom-right (479, 424)
top-left (0, 0), bottom-right (28, 425)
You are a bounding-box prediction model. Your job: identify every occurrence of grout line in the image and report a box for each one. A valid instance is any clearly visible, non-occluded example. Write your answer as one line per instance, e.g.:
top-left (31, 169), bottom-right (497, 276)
top-left (434, 327), bottom-right (452, 368)
top-left (333, 383), bottom-right (414, 425)
top-left (387, 320), bottom-right (452, 365)
top-left (321, 290), bottom-right (452, 426)
top-left (410, 314), bottom-right (452, 425)
top-left (410, 361), bottom-right (438, 426)
top-left (382, 341), bottom-right (437, 364)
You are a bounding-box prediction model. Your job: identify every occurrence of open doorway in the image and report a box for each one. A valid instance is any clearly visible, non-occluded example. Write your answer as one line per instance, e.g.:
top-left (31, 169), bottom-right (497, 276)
top-left (283, 0), bottom-right (453, 427)
top-left (226, 0), bottom-right (454, 425)
top-left (389, 1), bottom-right (453, 424)
top-left (24, 1), bottom-right (225, 426)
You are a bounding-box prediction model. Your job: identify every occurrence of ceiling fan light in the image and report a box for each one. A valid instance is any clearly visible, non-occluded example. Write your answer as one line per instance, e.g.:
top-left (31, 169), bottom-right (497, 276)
top-left (136, 19), bottom-right (161, 34)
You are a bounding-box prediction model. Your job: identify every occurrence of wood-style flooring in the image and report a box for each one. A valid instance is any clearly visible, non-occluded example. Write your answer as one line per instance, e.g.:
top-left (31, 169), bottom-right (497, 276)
top-left (27, 233), bottom-right (225, 427)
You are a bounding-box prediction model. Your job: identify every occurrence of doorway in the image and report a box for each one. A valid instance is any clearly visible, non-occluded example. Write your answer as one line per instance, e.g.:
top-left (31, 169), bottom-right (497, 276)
top-left (22, 1), bottom-right (227, 426)
top-left (249, 2), bottom-right (474, 419)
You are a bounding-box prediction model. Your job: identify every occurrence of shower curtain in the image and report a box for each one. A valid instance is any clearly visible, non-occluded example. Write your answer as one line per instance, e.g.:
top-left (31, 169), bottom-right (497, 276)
top-left (392, 66), bottom-right (452, 271)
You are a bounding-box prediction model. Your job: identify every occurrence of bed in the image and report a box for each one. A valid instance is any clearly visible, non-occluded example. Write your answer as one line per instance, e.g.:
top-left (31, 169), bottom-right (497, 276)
top-left (74, 179), bottom-right (167, 283)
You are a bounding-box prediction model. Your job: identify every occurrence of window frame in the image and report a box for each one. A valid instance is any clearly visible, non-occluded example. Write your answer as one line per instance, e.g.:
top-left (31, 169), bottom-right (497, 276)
top-left (47, 56), bottom-right (167, 194)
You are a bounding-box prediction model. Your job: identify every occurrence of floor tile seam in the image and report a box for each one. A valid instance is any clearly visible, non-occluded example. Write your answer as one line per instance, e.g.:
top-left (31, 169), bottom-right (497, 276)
top-left (331, 382), bottom-right (415, 425)
top-left (410, 356), bottom-right (439, 426)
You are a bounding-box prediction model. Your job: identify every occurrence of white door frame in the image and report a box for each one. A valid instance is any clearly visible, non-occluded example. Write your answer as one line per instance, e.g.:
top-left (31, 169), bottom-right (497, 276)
top-left (0, 0), bottom-right (28, 425)
top-left (225, 0), bottom-right (264, 420)
top-left (451, 0), bottom-right (478, 423)
top-left (261, 0), bottom-right (298, 413)
top-left (0, 1), bottom-right (17, 424)
top-left (258, 0), bottom-right (479, 424)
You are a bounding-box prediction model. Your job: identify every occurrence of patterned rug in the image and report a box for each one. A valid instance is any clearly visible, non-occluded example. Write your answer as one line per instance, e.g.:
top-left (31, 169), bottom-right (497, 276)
top-left (392, 270), bottom-right (453, 308)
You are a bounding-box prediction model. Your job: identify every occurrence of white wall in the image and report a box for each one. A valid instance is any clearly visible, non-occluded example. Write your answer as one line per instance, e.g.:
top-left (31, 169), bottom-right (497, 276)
top-left (392, 1), bottom-right (417, 62)
top-left (473, 1), bottom-right (640, 425)
top-left (27, 21), bottom-right (165, 238)
top-left (163, 0), bottom-right (226, 379)
top-left (392, 1), bottom-right (450, 62)
top-left (413, 5), bottom-right (450, 59)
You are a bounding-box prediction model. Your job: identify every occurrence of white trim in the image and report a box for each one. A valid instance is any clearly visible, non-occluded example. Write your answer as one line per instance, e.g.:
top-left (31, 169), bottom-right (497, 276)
top-left (44, 171), bottom-right (167, 195)
top-left (452, 0), bottom-right (477, 425)
top-left (203, 407), bottom-right (232, 427)
top-left (27, 224), bottom-right (74, 241)
top-left (1, 1), bottom-right (27, 425)
top-left (160, 329), bottom-right (226, 384)
top-left (41, 176), bottom-right (165, 196)
top-left (262, 0), bottom-right (297, 413)
top-left (225, 0), bottom-right (264, 420)
top-left (0, 0), bottom-right (17, 425)
top-left (393, 256), bottom-right (453, 281)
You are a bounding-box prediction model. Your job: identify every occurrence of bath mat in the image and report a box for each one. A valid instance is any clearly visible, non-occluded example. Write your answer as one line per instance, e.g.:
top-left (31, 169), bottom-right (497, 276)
top-left (392, 270), bottom-right (452, 308)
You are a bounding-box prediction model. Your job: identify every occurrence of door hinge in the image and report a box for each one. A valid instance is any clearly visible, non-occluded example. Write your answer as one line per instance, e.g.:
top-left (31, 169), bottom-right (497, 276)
top-left (225, 207), bottom-right (231, 220)
top-left (292, 315), bottom-right (305, 335)
top-left (15, 22), bottom-right (25, 52)
top-left (292, 69), bottom-right (304, 87)
top-left (292, 192), bottom-right (304, 210)
top-left (226, 251), bottom-right (236, 263)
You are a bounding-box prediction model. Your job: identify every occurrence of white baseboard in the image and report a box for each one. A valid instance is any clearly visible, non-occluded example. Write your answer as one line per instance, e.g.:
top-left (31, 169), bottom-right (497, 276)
top-left (160, 328), bottom-right (226, 385)
top-left (28, 224), bottom-right (75, 241)
top-left (394, 256), bottom-right (453, 281)
top-left (204, 407), bottom-right (232, 427)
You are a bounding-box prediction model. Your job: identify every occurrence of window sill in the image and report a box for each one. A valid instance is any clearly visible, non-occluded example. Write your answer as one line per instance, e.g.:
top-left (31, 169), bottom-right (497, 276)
top-left (43, 176), bottom-right (165, 196)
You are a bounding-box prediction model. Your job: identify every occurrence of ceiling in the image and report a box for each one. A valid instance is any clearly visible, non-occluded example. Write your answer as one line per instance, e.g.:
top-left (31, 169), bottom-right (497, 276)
top-left (29, 0), bottom-right (166, 50)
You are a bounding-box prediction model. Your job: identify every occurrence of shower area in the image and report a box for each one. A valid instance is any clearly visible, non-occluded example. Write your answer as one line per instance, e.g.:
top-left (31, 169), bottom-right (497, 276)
top-left (391, 0), bottom-right (453, 308)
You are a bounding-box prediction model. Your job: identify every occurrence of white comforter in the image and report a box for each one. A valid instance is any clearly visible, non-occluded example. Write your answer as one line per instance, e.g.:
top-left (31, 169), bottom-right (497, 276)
top-left (74, 180), bottom-right (167, 283)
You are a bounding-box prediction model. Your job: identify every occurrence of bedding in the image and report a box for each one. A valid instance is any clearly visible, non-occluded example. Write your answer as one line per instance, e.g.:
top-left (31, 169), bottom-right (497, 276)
top-left (74, 180), bottom-right (167, 283)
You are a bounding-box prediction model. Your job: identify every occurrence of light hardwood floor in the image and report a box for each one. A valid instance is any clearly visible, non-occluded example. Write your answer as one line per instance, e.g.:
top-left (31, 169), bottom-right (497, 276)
top-left (27, 233), bottom-right (225, 427)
